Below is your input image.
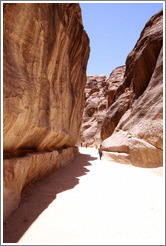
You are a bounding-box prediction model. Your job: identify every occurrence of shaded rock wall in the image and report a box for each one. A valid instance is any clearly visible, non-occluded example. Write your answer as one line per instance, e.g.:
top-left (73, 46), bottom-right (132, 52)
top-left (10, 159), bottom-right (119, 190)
top-left (3, 147), bottom-right (78, 221)
top-left (101, 10), bottom-right (163, 167)
top-left (3, 3), bottom-right (90, 220)
top-left (100, 66), bottom-right (128, 140)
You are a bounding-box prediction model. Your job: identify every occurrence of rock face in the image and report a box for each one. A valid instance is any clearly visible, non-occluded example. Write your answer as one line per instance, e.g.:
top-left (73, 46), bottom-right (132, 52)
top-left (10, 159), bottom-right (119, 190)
top-left (101, 10), bottom-right (163, 167)
top-left (3, 147), bottom-right (78, 221)
top-left (80, 75), bottom-right (108, 147)
top-left (3, 3), bottom-right (89, 157)
top-left (81, 10), bottom-right (163, 167)
top-left (80, 67), bottom-right (126, 147)
top-left (3, 3), bottom-right (90, 220)
top-left (100, 65), bottom-right (128, 140)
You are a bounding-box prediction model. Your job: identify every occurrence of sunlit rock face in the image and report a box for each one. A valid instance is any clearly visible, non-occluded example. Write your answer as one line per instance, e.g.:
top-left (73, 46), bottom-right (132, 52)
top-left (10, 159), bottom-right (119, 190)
top-left (3, 3), bottom-right (90, 220)
top-left (3, 3), bottom-right (90, 158)
top-left (80, 66), bottom-right (126, 147)
top-left (101, 10), bottom-right (163, 167)
top-left (80, 75), bottom-right (108, 147)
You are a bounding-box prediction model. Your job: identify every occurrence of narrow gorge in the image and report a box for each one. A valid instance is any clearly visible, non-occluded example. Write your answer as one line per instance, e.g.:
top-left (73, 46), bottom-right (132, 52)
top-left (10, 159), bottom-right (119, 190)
top-left (3, 3), bottom-right (163, 226)
top-left (80, 9), bottom-right (163, 168)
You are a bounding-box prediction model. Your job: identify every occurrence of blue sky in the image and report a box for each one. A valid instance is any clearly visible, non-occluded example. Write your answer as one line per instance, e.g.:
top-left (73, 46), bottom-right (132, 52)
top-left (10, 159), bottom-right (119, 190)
top-left (80, 2), bottom-right (163, 77)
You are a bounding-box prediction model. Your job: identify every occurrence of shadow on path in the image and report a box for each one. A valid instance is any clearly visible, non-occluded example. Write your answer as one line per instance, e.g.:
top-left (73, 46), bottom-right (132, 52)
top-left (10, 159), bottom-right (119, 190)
top-left (3, 153), bottom-right (97, 243)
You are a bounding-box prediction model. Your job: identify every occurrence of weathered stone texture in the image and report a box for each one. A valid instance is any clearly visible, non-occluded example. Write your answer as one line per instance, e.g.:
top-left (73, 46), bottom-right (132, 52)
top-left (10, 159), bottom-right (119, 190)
top-left (101, 10), bottom-right (163, 167)
top-left (80, 10), bottom-right (163, 167)
top-left (3, 3), bottom-right (90, 157)
top-left (100, 66), bottom-right (129, 140)
top-left (107, 66), bottom-right (126, 107)
top-left (3, 3), bottom-right (89, 220)
top-left (80, 66), bottom-right (126, 147)
top-left (3, 147), bottom-right (78, 221)
top-left (80, 75), bottom-right (108, 147)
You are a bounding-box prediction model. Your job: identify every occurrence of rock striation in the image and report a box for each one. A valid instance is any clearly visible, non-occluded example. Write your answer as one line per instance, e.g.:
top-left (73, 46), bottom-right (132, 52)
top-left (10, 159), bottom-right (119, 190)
top-left (3, 3), bottom-right (90, 220)
top-left (80, 67), bottom-right (126, 147)
top-left (80, 75), bottom-right (108, 147)
top-left (3, 3), bottom-right (89, 156)
top-left (101, 10), bottom-right (163, 167)
top-left (81, 10), bottom-right (163, 168)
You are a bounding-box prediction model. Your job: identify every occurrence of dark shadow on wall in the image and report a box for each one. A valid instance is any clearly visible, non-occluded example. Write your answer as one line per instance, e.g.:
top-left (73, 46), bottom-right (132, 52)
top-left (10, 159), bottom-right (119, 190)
top-left (3, 153), bottom-right (97, 243)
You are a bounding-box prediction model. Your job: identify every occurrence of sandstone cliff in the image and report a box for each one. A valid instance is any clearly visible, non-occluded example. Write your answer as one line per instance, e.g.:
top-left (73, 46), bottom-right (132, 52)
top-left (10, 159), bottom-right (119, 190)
top-left (80, 75), bottom-right (108, 147)
top-left (81, 10), bottom-right (163, 168)
top-left (3, 3), bottom-right (90, 220)
top-left (80, 66), bottom-right (126, 147)
top-left (101, 10), bottom-right (163, 167)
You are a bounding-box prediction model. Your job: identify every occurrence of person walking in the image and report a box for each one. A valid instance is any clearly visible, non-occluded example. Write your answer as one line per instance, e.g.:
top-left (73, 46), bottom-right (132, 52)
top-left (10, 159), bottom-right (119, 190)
top-left (98, 145), bottom-right (103, 160)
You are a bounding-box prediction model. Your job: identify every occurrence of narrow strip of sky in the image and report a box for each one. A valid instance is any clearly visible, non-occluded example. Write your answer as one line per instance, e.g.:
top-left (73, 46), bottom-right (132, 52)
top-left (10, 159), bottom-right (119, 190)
top-left (80, 2), bottom-right (163, 77)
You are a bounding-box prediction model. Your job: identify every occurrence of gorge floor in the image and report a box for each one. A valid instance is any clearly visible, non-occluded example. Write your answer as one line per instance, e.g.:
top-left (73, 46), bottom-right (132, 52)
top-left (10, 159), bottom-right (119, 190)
top-left (3, 148), bottom-right (164, 244)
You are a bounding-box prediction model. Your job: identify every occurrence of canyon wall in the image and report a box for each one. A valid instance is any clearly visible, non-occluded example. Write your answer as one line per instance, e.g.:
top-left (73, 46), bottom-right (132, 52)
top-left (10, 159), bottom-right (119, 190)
top-left (101, 11), bottom-right (163, 167)
top-left (81, 10), bottom-right (163, 167)
top-left (80, 75), bottom-right (108, 147)
top-left (80, 66), bottom-right (126, 147)
top-left (3, 3), bottom-right (90, 220)
top-left (102, 10), bottom-right (163, 167)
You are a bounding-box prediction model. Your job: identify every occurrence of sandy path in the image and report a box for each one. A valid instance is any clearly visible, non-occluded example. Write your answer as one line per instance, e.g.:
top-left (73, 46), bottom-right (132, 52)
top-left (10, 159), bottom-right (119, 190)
top-left (3, 148), bottom-right (164, 244)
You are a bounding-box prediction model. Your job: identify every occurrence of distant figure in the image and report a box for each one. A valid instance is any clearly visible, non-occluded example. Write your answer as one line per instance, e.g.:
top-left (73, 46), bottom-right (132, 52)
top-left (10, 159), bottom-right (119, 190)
top-left (81, 143), bottom-right (82, 147)
top-left (86, 144), bottom-right (87, 148)
top-left (98, 145), bottom-right (103, 160)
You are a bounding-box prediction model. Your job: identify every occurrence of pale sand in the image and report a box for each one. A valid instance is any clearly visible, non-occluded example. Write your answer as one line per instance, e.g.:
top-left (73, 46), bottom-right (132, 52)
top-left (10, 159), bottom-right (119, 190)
top-left (3, 147), bottom-right (165, 244)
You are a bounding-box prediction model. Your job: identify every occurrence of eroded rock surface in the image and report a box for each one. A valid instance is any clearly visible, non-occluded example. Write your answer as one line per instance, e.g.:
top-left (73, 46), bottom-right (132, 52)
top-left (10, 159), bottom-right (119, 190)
top-left (81, 10), bottom-right (163, 167)
top-left (3, 3), bottom-right (90, 220)
top-left (101, 10), bottom-right (163, 167)
top-left (80, 75), bottom-right (108, 147)
top-left (80, 66), bottom-right (126, 147)
top-left (3, 3), bottom-right (89, 157)
top-left (3, 147), bottom-right (78, 221)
